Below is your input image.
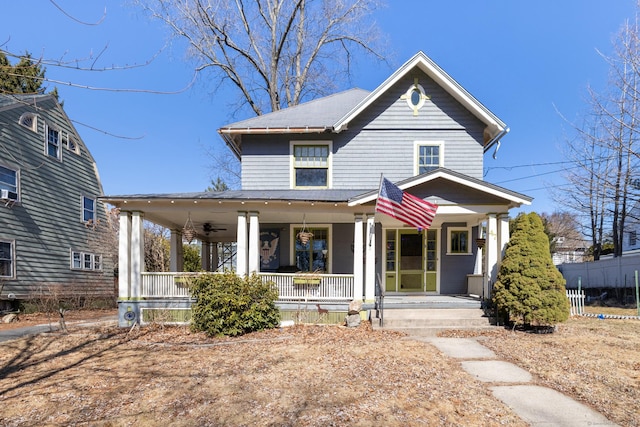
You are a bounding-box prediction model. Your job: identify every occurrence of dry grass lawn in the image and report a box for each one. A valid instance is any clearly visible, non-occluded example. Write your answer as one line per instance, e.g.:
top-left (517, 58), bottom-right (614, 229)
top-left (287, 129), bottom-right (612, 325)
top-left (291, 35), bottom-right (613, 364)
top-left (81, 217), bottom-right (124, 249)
top-left (0, 308), bottom-right (638, 426)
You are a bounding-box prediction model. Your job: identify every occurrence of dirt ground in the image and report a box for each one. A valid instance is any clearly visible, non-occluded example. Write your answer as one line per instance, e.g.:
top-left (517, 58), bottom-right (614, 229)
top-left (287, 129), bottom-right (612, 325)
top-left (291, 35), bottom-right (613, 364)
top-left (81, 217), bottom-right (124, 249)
top-left (0, 307), bottom-right (638, 426)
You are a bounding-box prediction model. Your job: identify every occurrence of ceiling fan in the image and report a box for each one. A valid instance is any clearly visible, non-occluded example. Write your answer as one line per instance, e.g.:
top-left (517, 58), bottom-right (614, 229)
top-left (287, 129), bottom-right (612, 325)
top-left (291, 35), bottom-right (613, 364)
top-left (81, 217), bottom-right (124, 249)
top-left (202, 223), bottom-right (227, 235)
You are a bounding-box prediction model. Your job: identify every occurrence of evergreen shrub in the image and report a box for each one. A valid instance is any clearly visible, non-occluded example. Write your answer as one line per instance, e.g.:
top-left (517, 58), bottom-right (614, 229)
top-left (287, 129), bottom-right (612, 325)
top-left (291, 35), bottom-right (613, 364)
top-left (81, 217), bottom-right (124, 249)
top-left (189, 271), bottom-right (280, 336)
top-left (493, 212), bottom-right (570, 330)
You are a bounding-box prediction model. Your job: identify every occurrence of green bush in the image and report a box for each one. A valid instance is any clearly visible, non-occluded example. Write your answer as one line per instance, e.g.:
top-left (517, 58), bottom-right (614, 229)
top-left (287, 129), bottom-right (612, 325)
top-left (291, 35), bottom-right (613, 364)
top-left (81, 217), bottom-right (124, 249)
top-left (189, 271), bottom-right (280, 337)
top-left (493, 212), bottom-right (569, 329)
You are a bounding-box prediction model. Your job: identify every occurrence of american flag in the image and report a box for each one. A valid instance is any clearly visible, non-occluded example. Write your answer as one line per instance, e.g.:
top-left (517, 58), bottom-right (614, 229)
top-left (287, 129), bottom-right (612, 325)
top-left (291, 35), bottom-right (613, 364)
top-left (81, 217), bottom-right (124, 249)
top-left (376, 177), bottom-right (437, 230)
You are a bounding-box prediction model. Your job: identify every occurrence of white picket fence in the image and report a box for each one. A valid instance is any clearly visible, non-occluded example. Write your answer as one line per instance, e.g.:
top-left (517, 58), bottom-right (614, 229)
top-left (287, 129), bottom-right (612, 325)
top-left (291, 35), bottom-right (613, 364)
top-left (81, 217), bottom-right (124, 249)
top-left (566, 289), bottom-right (585, 316)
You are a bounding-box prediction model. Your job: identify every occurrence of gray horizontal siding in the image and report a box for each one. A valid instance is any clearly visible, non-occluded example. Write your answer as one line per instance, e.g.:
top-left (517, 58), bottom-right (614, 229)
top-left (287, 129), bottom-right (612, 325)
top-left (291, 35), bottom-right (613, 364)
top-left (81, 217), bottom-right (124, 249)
top-left (240, 70), bottom-right (487, 190)
top-left (0, 98), bottom-right (114, 299)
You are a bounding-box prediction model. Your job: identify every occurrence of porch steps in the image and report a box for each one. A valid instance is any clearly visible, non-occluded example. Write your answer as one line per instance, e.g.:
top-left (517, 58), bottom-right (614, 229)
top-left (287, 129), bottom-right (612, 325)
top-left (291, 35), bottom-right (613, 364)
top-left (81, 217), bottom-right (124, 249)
top-left (372, 308), bottom-right (495, 337)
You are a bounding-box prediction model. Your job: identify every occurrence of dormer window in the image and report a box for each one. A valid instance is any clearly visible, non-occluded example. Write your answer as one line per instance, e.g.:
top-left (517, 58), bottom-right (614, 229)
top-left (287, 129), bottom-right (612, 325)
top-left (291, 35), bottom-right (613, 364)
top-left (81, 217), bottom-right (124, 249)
top-left (18, 112), bottom-right (37, 132)
top-left (292, 142), bottom-right (331, 188)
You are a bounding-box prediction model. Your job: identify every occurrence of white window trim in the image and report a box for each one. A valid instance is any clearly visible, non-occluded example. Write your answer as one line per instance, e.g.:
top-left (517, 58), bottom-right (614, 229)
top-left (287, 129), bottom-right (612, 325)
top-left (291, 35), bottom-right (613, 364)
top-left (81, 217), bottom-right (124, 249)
top-left (414, 141), bottom-right (444, 175)
top-left (18, 112), bottom-right (38, 132)
top-left (290, 223), bottom-right (332, 273)
top-left (81, 195), bottom-right (97, 225)
top-left (447, 226), bottom-right (471, 255)
top-left (289, 140), bottom-right (332, 189)
top-left (45, 123), bottom-right (63, 161)
top-left (70, 249), bottom-right (103, 271)
top-left (0, 239), bottom-right (16, 279)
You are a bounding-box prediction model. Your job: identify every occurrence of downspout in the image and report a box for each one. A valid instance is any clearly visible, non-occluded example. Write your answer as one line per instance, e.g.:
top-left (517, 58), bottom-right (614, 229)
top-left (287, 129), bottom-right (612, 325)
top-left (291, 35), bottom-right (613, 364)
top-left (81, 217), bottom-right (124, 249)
top-left (488, 127), bottom-right (510, 160)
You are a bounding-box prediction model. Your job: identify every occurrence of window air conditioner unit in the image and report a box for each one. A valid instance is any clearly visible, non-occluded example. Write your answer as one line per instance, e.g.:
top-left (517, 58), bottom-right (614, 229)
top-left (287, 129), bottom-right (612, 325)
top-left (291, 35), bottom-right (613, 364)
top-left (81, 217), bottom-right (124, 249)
top-left (0, 189), bottom-right (18, 201)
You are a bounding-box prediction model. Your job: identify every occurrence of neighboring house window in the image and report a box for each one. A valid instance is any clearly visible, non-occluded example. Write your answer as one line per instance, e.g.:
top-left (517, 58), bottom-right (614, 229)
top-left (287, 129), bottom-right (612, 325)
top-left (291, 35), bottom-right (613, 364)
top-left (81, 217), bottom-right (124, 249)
top-left (0, 240), bottom-right (15, 278)
top-left (630, 231), bottom-right (637, 246)
top-left (18, 112), bottom-right (37, 132)
top-left (415, 142), bottom-right (443, 174)
top-left (292, 142), bottom-right (330, 188)
top-left (46, 125), bottom-right (62, 160)
top-left (0, 164), bottom-right (19, 200)
top-left (293, 226), bottom-right (329, 272)
top-left (448, 227), bottom-right (470, 254)
top-left (62, 131), bottom-right (80, 155)
top-left (71, 250), bottom-right (102, 271)
top-left (83, 196), bottom-right (96, 223)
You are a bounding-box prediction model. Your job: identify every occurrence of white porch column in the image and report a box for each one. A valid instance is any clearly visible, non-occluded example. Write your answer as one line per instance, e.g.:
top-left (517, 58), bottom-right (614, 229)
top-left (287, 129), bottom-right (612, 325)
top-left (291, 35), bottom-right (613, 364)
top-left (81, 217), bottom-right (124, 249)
top-left (130, 211), bottom-right (144, 299)
top-left (474, 221), bottom-right (484, 275)
top-left (498, 213), bottom-right (510, 266)
top-left (236, 211), bottom-right (248, 276)
top-left (170, 230), bottom-right (183, 272)
top-left (365, 214), bottom-right (376, 302)
top-left (353, 214), bottom-right (364, 301)
top-left (201, 242), bottom-right (211, 271)
top-left (485, 213), bottom-right (498, 298)
top-left (118, 211), bottom-right (131, 299)
top-left (248, 211), bottom-right (260, 274)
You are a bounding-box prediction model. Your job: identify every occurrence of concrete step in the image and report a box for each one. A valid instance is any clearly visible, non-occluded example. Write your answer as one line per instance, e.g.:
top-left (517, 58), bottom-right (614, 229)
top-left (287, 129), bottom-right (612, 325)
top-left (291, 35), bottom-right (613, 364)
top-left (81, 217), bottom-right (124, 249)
top-left (372, 308), bottom-right (495, 337)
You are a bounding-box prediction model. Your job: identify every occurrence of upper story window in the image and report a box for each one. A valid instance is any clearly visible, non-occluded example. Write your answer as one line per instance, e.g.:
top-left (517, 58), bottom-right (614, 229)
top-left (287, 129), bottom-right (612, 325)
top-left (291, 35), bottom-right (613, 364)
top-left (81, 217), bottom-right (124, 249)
top-left (82, 196), bottom-right (96, 224)
top-left (0, 240), bottom-right (15, 279)
top-left (46, 125), bottom-right (62, 161)
top-left (447, 227), bottom-right (471, 255)
top-left (0, 164), bottom-right (19, 202)
top-left (62, 131), bottom-right (80, 155)
top-left (403, 79), bottom-right (430, 115)
top-left (18, 112), bottom-right (38, 132)
top-left (630, 230), bottom-right (637, 246)
top-left (292, 142), bottom-right (331, 188)
top-left (415, 142), bottom-right (443, 175)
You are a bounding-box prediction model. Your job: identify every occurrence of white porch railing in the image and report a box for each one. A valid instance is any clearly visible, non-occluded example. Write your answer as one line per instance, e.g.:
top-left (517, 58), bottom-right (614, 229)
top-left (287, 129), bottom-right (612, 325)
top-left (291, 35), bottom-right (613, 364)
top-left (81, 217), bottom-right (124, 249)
top-left (140, 272), bottom-right (354, 302)
top-left (259, 273), bottom-right (354, 302)
top-left (141, 272), bottom-right (198, 298)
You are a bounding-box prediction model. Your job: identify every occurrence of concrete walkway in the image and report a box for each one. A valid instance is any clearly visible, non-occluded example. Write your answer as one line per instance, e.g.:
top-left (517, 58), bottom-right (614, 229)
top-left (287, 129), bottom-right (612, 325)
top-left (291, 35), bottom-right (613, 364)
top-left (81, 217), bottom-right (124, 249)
top-left (415, 337), bottom-right (619, 427)
top-left (0, 316), bottom-right (118, 343)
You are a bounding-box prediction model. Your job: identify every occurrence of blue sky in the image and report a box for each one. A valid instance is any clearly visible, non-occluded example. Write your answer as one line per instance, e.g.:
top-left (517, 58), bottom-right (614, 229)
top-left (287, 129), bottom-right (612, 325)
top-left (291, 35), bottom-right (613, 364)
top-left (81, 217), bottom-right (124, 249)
top-left (2, 0), bottom-right (637, 214)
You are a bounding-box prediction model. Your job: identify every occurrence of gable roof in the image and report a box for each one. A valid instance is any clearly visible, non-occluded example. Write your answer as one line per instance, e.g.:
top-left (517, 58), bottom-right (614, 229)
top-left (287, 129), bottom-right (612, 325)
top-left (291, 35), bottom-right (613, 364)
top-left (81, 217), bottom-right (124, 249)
top-left (218, 51), bottom-right (508, 158)
top-left (335, 51), bottom-right (508, 149)
top-left (218, 88), bottom-right (370, 158)
top-left (0, 93), bottom-right (53, 112)
top-left (348, 168), bottom-right (532, 208)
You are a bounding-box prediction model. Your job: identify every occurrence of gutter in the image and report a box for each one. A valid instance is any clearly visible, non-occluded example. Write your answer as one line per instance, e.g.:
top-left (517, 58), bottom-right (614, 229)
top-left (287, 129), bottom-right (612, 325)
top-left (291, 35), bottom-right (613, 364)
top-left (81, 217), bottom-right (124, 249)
top-left (218, 126), bottom-right (334, 160)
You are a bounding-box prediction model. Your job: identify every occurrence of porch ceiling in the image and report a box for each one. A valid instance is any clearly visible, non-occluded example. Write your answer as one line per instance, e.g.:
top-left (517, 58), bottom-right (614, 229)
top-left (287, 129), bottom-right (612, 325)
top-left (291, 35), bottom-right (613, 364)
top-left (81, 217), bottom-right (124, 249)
top-left (104, 195), bottom-right (503, 243)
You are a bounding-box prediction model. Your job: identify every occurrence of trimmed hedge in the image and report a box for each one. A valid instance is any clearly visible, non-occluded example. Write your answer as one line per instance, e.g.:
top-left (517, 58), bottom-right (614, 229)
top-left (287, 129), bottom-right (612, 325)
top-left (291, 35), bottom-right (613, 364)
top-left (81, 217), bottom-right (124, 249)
top-left (189, 272), bottom-right (280, 337)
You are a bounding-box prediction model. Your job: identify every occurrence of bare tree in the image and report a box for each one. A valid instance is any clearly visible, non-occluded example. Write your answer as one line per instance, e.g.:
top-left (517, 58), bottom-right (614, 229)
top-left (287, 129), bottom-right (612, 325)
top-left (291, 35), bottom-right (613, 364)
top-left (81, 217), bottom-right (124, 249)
top-left (559, 10), bottom-right (640, 259)
top-left (136, 0), bottom-right (386, 117)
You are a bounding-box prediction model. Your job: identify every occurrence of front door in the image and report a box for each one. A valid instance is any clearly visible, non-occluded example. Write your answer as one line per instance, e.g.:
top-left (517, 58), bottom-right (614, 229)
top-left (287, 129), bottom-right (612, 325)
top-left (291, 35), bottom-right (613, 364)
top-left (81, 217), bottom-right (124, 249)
top-left (384, 229), bottom-right (438, 293)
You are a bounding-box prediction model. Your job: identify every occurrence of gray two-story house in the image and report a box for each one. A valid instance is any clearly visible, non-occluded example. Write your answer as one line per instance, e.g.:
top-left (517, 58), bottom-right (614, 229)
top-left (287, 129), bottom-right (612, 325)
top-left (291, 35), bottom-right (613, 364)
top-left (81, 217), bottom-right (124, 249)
top-left (105, 52), bottom-right (531, 325)
top-left (0, 94), bottom-right (115, 309)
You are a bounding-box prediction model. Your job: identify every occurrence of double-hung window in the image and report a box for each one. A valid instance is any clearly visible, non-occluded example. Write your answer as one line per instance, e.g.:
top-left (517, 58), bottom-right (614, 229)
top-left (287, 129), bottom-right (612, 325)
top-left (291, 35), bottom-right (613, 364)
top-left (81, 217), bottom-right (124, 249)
top-left (292, 143), bottom-right (330, 188)
top-left (83, 196), bottom-right (96, 223)
top-left (0, 240), bottom-right (15, 278)
top-left (0, 164), bottom-right (19, 200)
top-left (415, 142), bottom-right (443, 174)
top-left (46, 125), bottom-right (62, 160)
